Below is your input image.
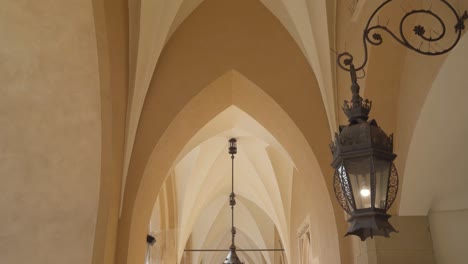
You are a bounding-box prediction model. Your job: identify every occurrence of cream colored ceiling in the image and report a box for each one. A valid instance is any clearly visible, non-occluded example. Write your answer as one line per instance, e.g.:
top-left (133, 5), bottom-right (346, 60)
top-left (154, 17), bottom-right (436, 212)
top-left (124, 65), bottom-right (339, 264)
top-left (399, 34), bottom-right (468, 215)
top-left (0, 0), bottom-right (101, 263)
top-left (123, 0), bottom-right (337, 203)
top-left (148, 106), bottom-right (296, 263)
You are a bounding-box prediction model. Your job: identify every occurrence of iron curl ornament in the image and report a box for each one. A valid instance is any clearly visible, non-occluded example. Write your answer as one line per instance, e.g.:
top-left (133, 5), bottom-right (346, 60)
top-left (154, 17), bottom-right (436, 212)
top-left (337, 0), bottom-right (468, 73)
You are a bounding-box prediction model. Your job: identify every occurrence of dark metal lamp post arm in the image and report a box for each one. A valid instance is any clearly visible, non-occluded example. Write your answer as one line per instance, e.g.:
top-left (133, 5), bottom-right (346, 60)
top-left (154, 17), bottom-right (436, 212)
top-left (337, 0), bottom-right (468, 74)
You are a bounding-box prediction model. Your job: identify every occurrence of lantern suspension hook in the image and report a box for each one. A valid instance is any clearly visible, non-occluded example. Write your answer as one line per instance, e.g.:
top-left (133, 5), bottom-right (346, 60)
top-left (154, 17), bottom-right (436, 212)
top-left (337, 0), bottom-right (468, 73)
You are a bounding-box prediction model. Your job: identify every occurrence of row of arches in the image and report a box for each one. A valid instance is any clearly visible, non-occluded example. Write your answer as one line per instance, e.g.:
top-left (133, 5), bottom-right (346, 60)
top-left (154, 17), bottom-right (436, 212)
top-left (3, 0), bottom-right (468, 263)
top-left (111, 0), bottom-right (343, 262)
top-left (125, 70), bottom-right (340, 263)
top-left (89, 0), bottom-right (468, 263)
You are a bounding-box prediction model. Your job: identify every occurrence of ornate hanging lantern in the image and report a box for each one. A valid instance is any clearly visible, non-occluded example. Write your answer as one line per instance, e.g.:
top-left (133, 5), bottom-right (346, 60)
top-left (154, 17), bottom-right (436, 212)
top-left (330, 64), bottom-right (398, 240)
top-left (331, 0), bottom-right (467, 241)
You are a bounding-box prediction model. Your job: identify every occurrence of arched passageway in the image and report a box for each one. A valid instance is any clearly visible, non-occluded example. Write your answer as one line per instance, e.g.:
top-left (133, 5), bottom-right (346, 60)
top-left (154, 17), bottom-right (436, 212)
top-left (120, 69), bottom-right (342, 264)
top-left (115, 0), bottom-right (349, 263)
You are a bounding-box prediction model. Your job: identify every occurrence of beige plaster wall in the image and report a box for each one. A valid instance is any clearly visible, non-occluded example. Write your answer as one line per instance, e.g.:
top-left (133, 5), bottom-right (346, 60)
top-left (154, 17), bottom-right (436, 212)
top-left (351, 216), bottom-right (435, 264)
top-left (429, 209), bottom-right (468, 264)
top-left (0, 1), bottom-right (101, 263)
top-left (148, 179), bottom-right (179, 264)
top-left (399, 31), bottom-right (468, 216)
top-left (290, 170), bottom-right (337, 264)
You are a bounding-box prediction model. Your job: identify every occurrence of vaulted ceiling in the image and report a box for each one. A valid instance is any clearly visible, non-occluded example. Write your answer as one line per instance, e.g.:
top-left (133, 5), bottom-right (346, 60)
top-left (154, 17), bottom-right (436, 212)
top-left (149, 106), bottom-right (295, 263)
top-left (133, 66), bottom-right (341, 264)
top-left (122, 0), bottom-right (338, 199)
top-left (399, 33), bottom-right (468, 215)
top-left (2, 0), bottom-right (468, 264)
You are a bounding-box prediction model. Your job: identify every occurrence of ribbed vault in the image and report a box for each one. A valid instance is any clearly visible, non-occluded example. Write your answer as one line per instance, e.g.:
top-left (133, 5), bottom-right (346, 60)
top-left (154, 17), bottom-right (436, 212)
top-left (122, 0), bottom-right (338, 200)
top-left (116, 0), bottom-right (346, 262)
top-left (148, 106), bottom-right (294, 263)
top-left (4, 0), bottom-right (468, 263)
top-left (119, 69), bottom-right (341, 264)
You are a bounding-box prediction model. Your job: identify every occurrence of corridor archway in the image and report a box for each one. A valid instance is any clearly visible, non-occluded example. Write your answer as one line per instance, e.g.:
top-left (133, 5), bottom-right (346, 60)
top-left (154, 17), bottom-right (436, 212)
top-left (120, 70), bottom-right (341, 264)
top-left (117, 0), bottom-right (346, 262)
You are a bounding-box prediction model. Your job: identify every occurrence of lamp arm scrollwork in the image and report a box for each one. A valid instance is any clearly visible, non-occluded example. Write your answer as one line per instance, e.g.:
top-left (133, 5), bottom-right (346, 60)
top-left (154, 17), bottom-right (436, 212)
top-left (337, 0), bottom-right (468, 72)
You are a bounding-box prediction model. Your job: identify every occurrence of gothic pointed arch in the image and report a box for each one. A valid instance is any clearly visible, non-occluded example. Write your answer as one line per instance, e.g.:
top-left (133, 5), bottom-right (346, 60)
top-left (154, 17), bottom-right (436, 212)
top-left (117, 0), bottom-right (347, 262)
top-left (118, 69), bottom-right (342, 263)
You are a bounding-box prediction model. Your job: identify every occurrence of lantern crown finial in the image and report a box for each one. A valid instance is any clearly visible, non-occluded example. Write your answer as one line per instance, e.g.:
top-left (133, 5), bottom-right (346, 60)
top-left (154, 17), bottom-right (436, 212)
top-left (342, 62), bottom-right (372, 123)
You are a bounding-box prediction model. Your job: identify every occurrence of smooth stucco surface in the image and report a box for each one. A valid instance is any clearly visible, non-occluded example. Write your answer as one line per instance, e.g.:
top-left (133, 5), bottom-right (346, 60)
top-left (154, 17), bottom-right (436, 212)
top-left (429, 209), bottom-right (468, 264)
top-left (0, 1), bottom-right (101, 263)
top-left (400, 33), bottom-right (468, 215)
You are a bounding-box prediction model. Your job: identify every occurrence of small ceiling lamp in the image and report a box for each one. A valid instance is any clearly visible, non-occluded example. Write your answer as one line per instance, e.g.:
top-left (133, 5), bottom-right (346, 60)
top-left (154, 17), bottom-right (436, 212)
top-left (223, 138), bottom-right (244, 264)
top-left (331, 0), bottom-right (467, 241)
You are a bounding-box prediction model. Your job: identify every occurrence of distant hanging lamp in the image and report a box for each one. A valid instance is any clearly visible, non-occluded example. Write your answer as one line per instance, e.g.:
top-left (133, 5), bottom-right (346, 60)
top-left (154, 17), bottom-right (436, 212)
top-left (223, 138), bottom-right (244, 264)
top-left (331, 0), bottom-right (467, 241)
top-left (183, 138), bottom-right (284, 260)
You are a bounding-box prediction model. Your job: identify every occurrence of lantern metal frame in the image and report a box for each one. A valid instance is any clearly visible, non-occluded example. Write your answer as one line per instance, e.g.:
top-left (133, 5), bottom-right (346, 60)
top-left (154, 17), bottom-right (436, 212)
top-left (332, 0), bottom-right (467, 240)
top-left (330, 63), bottom-right (400, 240)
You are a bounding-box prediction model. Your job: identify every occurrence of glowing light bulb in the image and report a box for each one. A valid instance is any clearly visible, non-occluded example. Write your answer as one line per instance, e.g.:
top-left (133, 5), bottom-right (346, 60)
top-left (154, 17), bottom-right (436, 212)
top-left (360, 189), bottom-right (370, 197)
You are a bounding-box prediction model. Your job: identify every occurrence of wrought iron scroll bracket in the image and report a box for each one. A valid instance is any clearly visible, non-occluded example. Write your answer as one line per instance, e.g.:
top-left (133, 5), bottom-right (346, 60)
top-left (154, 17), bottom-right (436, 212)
top-left (337, 0), bottom-right (468, 73)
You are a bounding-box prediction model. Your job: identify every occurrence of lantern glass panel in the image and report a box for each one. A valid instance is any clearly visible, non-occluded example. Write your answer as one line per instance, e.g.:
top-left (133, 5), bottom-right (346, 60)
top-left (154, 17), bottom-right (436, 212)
top-left (345, 157), bottom-right (372, 209)
top-left (373, 157), bottom-right (392, 209)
